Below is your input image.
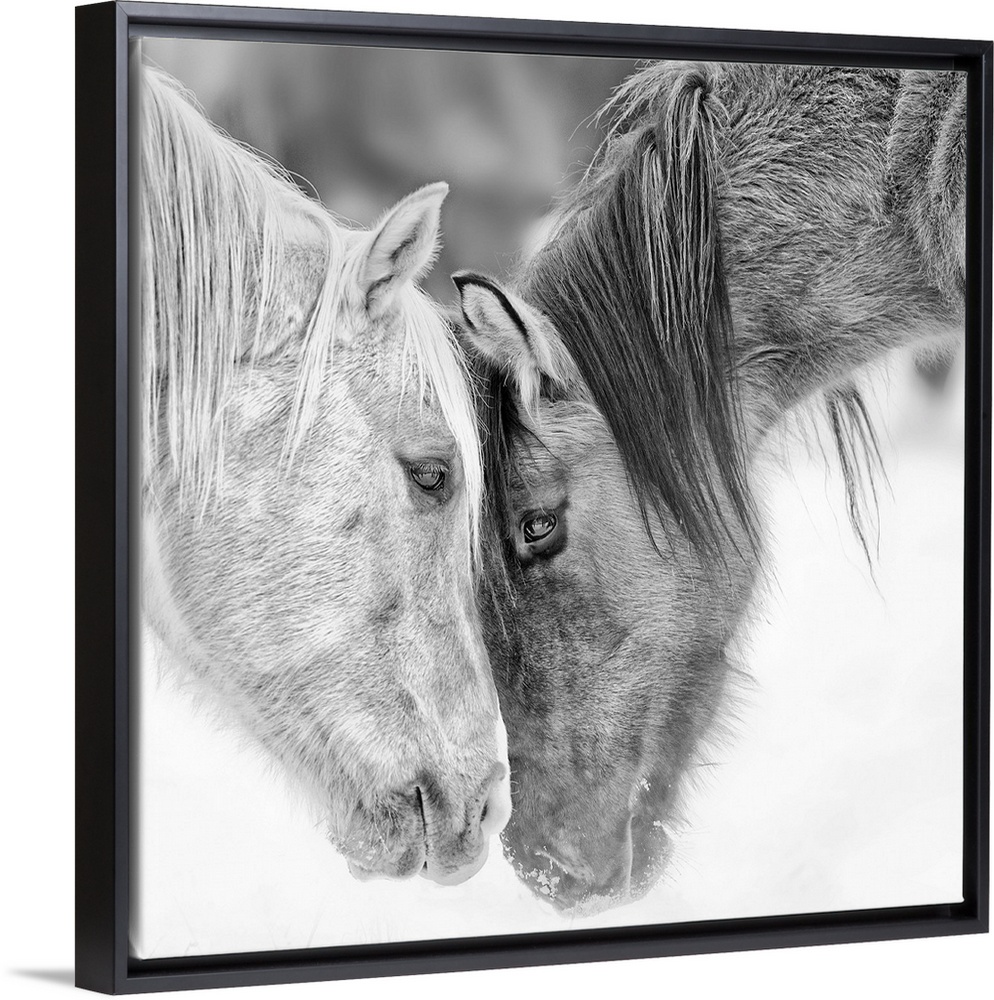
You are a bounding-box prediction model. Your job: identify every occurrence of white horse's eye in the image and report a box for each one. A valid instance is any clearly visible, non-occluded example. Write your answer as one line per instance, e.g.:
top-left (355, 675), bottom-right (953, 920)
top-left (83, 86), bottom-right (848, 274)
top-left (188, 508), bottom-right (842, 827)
top-left (409, 463), bottom-right (446, 492)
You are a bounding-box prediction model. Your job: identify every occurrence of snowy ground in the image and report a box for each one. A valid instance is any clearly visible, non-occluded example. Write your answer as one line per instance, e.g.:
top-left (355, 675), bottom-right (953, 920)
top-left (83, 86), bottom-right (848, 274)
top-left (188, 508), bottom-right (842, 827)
top-left (132, 352), bottom-right (964, 960)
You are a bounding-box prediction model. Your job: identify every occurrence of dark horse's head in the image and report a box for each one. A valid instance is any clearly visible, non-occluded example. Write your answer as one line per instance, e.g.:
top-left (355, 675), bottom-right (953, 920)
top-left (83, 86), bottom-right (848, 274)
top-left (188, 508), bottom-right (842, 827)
top-left (455, 67), bottom-right (762, 913)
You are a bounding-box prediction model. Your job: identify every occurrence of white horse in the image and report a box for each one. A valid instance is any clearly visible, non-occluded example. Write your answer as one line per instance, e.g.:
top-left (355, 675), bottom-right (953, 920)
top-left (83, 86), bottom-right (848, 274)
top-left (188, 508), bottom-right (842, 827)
top-left (139, 67), bottom-right (510, 886)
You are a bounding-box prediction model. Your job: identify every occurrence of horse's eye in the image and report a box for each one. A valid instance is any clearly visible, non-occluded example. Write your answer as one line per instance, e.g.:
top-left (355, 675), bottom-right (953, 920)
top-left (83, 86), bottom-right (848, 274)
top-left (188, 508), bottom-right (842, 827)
top-left (516, 508), bottom-right (566, 563)
top-left (522, 511), bottom-right (557, 543)
top-left (410, 464), bottom-right (446, 492)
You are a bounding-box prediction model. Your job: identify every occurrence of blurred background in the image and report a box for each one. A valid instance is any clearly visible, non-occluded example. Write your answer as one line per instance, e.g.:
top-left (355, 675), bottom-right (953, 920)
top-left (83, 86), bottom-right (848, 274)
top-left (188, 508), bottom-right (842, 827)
top-left (143, 37), bottom-right (637, 303)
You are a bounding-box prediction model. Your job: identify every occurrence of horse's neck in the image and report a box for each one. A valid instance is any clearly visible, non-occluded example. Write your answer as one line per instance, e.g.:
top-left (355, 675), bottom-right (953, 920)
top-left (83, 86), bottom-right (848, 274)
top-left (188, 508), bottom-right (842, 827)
top-left (727, 71), bottom-right (965, 445)
top-left (735, 298), bottom-right (963, 454)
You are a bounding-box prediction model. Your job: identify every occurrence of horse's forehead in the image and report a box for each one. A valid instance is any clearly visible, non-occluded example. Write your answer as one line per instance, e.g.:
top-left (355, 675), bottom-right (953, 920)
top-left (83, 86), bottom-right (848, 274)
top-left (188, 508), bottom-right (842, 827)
top-left (515, 401), bottom-right (613, 488)
top-left (346, 344), bottom-right (455, 438)
top-left (365, 386), bottom-right (454, 444)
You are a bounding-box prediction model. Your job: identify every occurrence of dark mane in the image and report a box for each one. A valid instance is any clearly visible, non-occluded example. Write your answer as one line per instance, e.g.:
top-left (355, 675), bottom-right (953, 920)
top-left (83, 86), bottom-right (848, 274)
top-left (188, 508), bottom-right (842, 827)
top-left (825, 380), bottom-right (886, 560)
top-left (517, 61), bottom-right (888, 562)
top-left (519, 66), bottom-right (754, 561)
top-left (466, 354), bottom-right (526, 642)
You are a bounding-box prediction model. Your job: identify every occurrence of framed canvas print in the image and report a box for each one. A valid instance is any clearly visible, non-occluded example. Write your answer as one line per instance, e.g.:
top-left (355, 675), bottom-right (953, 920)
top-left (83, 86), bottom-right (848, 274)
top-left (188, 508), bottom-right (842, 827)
top-left (76, 1), bottom-right (991, 993)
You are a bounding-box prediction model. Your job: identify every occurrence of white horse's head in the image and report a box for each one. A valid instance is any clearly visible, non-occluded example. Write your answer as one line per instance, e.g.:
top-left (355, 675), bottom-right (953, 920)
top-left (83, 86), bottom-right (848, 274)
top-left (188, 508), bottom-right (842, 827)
top-left (140, 69), bottom-right (509, 885)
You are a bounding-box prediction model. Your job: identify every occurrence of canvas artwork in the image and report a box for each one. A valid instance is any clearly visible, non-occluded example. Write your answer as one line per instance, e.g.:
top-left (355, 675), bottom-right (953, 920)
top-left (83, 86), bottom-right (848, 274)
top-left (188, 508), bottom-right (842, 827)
top-left (133, 35), bottom-right (966, 960)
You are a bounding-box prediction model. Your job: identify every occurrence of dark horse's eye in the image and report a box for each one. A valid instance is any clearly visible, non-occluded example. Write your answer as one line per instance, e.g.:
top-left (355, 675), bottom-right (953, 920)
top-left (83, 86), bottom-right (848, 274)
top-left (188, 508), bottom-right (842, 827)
top-left (517, 509), bottom-right (565, 562)
top-left (522, 511), bottom-right (557, 542)
top-left (410, 464), bottom-right (446, 492)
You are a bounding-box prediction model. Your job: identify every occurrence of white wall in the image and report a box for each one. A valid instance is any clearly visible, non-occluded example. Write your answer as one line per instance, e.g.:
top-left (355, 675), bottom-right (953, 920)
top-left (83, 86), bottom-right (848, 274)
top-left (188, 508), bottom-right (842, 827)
top-left (4, 1), bottom-right (991, 998)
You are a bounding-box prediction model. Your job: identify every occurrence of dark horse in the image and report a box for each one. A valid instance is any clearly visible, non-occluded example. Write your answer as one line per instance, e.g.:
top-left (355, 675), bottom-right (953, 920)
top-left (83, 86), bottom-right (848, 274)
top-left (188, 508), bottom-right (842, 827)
top-left (455, 62), bottom-right (966, 912)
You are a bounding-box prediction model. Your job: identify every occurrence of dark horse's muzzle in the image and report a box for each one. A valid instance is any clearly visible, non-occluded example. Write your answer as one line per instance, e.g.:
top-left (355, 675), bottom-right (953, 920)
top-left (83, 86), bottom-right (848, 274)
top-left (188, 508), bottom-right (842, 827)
top-left (501, 797), bottom-right (673, 912)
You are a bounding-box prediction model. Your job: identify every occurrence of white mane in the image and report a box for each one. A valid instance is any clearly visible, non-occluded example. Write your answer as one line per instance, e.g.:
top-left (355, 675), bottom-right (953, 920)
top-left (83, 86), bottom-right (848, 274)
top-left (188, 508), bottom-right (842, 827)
top-left (139, 66), bottom-right (480, 552)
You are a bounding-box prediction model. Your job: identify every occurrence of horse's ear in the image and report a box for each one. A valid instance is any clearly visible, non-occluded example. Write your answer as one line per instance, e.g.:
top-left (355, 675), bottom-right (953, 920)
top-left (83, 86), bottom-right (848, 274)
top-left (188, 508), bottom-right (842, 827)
top-left (453, 271), bottom-right (573, 413)
top-left (359, 182), bottom-right (448, 317)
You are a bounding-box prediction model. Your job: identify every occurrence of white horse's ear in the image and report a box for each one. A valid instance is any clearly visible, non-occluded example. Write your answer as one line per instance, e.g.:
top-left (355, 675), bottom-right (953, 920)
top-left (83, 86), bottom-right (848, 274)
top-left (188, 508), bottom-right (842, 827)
top-left (453, 271), bottom-right (573, 413)
top-left (359, 182), bottom-right (448, 317)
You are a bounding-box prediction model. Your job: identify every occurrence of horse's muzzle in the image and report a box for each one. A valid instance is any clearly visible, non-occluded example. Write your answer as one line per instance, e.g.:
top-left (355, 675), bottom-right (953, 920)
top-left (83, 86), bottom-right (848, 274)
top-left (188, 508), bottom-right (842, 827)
top-left (339, 760), bottom-right (510, 886)
top-left (501, 804), bottom-right (672, 912)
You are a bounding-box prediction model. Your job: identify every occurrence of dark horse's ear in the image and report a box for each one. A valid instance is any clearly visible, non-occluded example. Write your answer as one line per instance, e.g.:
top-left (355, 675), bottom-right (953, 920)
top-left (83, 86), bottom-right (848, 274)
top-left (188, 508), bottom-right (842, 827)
top-left (452, 271), bottom-right (574, 413)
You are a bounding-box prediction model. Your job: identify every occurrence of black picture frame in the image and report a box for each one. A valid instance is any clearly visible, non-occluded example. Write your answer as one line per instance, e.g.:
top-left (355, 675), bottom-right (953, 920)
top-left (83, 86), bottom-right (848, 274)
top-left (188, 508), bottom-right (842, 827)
top-left (76, 2), bottom-right (992, 994)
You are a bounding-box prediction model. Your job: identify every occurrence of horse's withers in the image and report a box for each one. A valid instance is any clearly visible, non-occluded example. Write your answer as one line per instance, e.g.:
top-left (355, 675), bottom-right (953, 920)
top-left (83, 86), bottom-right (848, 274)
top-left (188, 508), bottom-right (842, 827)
top-left (140, 68), bottom-right (508, 886)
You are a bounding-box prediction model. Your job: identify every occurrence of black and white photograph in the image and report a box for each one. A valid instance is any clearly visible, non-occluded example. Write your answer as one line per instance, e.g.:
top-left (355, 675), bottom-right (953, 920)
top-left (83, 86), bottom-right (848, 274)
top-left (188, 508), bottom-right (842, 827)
top-left (133, 29), bottom-right (970, 957)
top-left (52, 1), bottom-right (989, 997)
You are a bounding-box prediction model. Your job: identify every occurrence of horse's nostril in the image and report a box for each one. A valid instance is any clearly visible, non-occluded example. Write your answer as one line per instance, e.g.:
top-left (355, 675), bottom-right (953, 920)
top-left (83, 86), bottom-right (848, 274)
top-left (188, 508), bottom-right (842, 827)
top-left (480, 802), bottom-right (489, 823)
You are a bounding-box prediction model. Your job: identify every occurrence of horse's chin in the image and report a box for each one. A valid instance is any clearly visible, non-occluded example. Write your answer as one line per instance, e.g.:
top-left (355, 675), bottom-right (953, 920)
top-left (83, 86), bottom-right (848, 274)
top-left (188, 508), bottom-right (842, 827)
top-left (551, 890), bottom-right (626, 918)
top-left (347, 839), bottom-right (493, 887)
top-left (502, 808), bottom-right (673, 914)
top-left (345, 848), bottom-right (424, 883)
top-left (418, 838), bottom-right (491, 886)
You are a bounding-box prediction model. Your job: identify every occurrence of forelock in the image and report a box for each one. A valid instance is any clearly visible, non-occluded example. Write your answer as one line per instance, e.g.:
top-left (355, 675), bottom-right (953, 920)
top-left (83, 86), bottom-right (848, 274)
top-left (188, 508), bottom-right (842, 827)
top-left (396, 288), bottom-right (483, 567)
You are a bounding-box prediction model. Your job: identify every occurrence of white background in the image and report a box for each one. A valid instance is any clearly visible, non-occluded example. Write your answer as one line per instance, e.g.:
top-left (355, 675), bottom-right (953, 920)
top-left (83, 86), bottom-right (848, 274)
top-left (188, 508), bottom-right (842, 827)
top-left (3, 1), bottom-right (992, 998)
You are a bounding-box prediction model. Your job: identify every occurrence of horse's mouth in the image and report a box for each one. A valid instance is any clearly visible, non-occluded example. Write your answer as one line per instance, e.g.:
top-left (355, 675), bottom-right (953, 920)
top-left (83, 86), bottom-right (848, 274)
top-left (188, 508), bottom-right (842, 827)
top-left (346, 843), bottom-right (424, 882)
top-left (501, 806), bottom-right (673, 913)
top-left (416, 837), bottom-right (491, 886)
top-left (340, 777), bottom-right (497, 886)
top-left (347, 842), bottom-right (491, 886)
